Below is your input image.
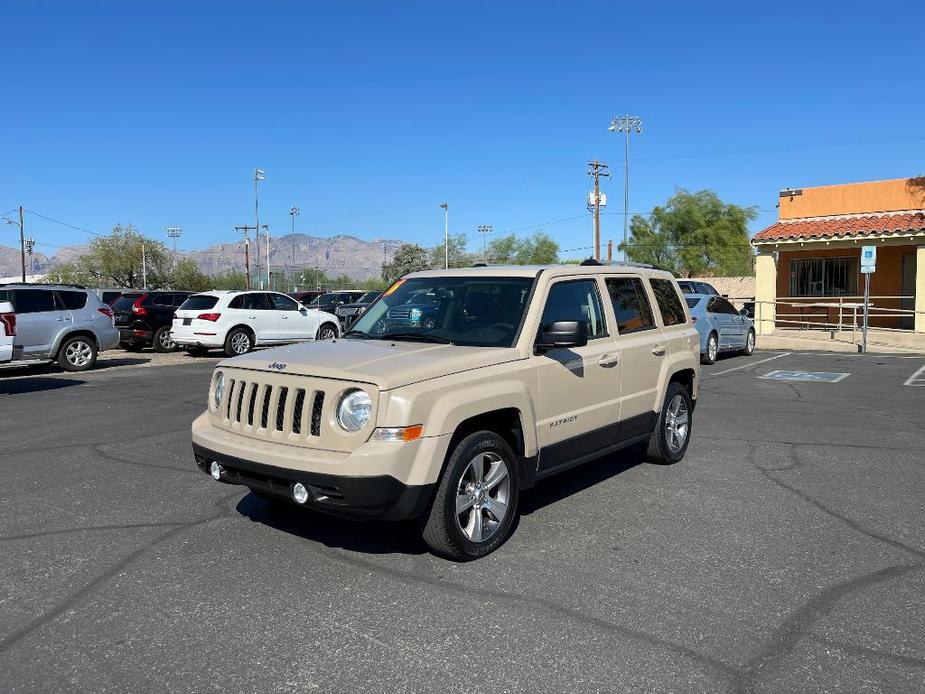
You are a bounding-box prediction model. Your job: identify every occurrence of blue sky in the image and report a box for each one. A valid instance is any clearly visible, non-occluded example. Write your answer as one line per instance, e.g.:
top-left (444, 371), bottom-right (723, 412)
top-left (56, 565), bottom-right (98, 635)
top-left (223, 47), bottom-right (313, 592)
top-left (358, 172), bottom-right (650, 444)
top-left (3, 0), bottom-right (924, 260)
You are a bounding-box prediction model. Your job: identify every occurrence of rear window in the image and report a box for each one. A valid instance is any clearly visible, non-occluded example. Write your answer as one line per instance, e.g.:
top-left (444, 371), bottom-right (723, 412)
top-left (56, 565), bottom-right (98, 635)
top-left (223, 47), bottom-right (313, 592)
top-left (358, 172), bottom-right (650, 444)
top-left (57, 290), bottom-right (88, 310)
top-left (649, 279), bottom-right (687, 326)
top-left (112, 293), bottom-right (144, 311)
top-left (179, 295), bottom-right (219, 311)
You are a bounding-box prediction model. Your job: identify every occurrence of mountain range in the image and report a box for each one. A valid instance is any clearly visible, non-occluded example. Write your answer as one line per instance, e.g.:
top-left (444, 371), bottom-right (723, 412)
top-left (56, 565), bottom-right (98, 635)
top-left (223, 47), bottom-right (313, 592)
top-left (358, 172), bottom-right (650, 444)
top-left (0, 233), bottom-right (406, 282)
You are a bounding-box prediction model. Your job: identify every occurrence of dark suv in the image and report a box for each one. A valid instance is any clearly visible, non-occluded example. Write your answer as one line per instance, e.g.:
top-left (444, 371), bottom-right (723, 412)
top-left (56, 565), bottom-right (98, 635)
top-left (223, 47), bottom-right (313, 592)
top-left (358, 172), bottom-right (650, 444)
top-left (308, 290), bottom-right (366, 314)
top-left (113, 290), bottom-right (192, 352)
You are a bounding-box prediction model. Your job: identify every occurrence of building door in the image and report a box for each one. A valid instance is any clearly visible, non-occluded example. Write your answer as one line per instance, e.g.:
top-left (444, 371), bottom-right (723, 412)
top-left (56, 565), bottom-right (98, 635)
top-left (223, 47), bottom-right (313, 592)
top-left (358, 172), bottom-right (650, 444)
top-left (901, 254), bottom-right (915, 330)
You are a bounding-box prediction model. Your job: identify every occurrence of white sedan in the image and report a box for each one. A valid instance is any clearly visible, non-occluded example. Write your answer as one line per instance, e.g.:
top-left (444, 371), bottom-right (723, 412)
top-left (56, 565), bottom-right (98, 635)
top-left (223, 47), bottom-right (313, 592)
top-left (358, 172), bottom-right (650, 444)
top-left (171, 290), bottom-right (341, 357)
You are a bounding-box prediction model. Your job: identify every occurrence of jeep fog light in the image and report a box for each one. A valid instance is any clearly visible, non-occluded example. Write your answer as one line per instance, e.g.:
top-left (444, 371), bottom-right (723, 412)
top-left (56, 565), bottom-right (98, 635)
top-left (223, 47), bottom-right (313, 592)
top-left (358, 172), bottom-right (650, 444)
top-left (336, 389), bottom-right (372, 431)
top-left (209, 461), bottom-right (224, 480)
top-left (370, 425), bottom-right (423, 443)
top-left (292, 482), bottom-right (309, 505)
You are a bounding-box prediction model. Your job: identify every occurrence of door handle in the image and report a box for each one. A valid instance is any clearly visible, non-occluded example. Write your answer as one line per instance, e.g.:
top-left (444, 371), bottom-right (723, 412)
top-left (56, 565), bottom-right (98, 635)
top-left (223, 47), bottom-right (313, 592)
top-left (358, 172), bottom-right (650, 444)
top-left (598, 354), bottom-right (620, 368)
top-left (651, 344), bottom-right (666, 356)
top-left (248, 315), bottom-right (257, 319)
top-left (281, 315), bottom-right (288, 319)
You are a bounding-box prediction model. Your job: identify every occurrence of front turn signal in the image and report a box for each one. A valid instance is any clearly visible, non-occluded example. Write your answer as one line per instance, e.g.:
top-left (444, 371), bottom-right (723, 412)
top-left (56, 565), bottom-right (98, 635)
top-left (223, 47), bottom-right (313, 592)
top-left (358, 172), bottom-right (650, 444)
top-left (369, 424), bottom-right (424, 443)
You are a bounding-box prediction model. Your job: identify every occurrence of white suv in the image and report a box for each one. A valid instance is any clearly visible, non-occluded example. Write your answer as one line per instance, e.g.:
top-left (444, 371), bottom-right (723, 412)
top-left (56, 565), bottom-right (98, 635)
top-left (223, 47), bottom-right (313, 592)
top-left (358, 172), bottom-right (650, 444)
top-left (0, 301), bottom-right (15, 363)
top-left (171, 290), bottom-right (341, 357)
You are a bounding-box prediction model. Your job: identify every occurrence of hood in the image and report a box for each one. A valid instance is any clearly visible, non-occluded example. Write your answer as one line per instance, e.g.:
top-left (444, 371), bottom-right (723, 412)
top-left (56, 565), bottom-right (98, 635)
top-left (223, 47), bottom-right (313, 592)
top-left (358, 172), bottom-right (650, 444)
top-left (219, 338), bottom-right (523, 390)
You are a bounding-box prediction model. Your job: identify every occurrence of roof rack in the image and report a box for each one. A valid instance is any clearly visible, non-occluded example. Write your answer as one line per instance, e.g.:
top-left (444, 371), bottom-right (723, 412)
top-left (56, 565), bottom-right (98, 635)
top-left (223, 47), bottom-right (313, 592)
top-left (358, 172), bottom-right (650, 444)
top-left (0, 282), bottom-right (87, 289)
top-left (610, 261), bottom-right (655, 269)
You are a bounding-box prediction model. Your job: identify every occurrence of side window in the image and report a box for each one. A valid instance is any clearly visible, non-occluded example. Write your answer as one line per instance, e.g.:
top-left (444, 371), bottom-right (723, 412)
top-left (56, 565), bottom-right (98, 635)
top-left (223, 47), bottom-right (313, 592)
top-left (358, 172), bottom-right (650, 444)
top-left (649, 278), bottom-right (687, 327)
top-left (604, 277), bottom-right (656, 334)
top-left (540, 279), bottom-right (607, 339)
top-left (56, 290), bottom-right (89, 310)
top-left (246, 293), bottom-right (272, 310)
top-left (269, 293), bottom-right (299, 311)
top-left (719, 298), bottom-right (738, 315)
top-left (12, 289), bottom-right (56, 313)
top-left (706, 297), bottom-right (720, 314)
top-left (228, 295), bottom-right (244, 309)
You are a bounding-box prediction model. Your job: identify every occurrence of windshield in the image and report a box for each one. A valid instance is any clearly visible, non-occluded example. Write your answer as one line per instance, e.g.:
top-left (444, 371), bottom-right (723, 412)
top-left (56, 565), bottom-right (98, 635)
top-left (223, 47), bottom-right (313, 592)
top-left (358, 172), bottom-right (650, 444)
top-left (349, 276), bottom-right (535, 347)
top-left (677, 281), bottom-right (696, 294)
top-left (358, 291), bottom-right (379, 303)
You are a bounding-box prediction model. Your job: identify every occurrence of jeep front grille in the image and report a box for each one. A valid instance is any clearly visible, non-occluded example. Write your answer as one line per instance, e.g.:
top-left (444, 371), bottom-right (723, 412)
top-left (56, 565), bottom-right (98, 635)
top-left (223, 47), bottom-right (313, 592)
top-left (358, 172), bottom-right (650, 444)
top-left (221, 377), bottom-right (327, 442)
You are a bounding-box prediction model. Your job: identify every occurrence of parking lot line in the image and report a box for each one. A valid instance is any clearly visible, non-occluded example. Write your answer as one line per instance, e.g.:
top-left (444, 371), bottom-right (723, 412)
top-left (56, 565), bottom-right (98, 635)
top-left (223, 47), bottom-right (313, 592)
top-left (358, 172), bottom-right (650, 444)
top-left (903, 363), bottom-right (925, 387)
top-left (709, 352), bottom-right (791, 376)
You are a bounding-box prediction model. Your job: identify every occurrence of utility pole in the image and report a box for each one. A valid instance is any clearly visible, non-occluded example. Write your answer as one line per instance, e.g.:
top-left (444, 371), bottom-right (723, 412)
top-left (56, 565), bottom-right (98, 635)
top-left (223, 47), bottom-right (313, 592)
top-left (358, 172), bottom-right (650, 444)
top-left (141, 243), bottom-right (148, 289)
top-left (608, 115), bottom-right (643, 260)
top-left (607, 240), bottom-right (613, 264)
top-left (165, 226), bottom-right (182, 255)
top-left (254, 168), bottom-right (265, 287)
top-left (19, 207), bottom-right (25, 282)
top-left (235, 225), bottom-right (257, 290)
top-left (586, 160), bottom-right (611, 261)
top-left (439, 202), bottom-right (449, 268)
top-left (477, 225), bottom-right (493, 262)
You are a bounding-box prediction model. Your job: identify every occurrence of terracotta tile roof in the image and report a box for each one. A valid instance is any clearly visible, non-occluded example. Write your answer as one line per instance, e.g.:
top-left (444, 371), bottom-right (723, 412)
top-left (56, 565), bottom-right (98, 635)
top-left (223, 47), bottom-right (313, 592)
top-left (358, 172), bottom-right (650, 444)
top-left (752, 211), bottom-right (925, 243)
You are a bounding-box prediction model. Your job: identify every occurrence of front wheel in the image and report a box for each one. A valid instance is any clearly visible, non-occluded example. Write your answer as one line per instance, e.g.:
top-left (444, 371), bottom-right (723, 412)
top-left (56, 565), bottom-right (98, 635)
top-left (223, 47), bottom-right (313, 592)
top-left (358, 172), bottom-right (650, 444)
top-left (421, 431), bottom-right (519, 561)
top-left (701, 332), bottom-right (718, 365)
top-left (58, 336), bottom-right (98, 372)
top-left (645, 381), bottom-right (693, 465)
top-left (316, 323), bottom-right (338, 341)
top-left (742, 329), bottom-right (755, 356)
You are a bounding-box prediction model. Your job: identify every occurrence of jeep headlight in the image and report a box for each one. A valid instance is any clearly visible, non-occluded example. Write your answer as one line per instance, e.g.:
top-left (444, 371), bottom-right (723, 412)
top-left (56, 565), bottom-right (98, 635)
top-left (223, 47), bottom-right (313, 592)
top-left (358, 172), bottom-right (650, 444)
top-left (409, 307), bottom-right (423, 321)
top-left (337, 389), bottom-right (372, 431)
top-left (213, 371), bottom-right (225, 410)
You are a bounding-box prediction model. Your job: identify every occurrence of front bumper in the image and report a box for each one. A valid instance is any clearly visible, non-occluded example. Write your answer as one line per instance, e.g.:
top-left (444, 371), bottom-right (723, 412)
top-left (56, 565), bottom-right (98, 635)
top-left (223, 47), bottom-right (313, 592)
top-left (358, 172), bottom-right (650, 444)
top-left (193, 443), bottom-right (435, 520)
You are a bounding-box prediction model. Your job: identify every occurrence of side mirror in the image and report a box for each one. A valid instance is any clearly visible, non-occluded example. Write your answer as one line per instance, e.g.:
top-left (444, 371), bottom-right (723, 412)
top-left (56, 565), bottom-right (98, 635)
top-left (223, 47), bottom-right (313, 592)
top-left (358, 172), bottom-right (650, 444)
top-left (739, 309), bottom-right (749, 317)
top-left (300, 307), bottom-right (308, 315)
top-left (536, 320), bottom-right (588, 353)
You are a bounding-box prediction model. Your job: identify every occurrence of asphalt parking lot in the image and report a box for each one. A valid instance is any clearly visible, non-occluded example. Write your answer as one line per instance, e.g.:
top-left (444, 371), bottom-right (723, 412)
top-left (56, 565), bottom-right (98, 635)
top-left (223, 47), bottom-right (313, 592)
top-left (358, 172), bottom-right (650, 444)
top-left (1, 348), bottom-right (923, 693)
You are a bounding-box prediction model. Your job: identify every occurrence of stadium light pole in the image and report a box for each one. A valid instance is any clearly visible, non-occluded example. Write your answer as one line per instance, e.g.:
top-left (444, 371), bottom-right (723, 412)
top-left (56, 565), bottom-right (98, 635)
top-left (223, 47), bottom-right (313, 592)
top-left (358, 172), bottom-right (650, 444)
top-left (477, 224), bottom-right (493, 262)
top-left (439, 202), bottom-right (449, 268)
top-left (608, 115), bottom-right (643, 260)
top-left (254, 168), bottom-right (265, 287)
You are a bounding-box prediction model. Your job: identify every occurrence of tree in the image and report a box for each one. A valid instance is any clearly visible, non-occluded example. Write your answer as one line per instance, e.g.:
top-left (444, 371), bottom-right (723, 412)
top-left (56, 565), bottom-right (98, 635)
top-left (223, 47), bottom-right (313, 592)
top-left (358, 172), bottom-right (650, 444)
top-left (620, 189), bottom-right (757, 277)
top-left (48, 224), bottom-right (173, 288)
top-left (381, 243), bottom-right (429, 283)
top-left (429, 233), bottom-right (472, 269)
top-left (487, 232), bottom-right (559, 265)
top-left (170, 258), bottom-right (212, 291)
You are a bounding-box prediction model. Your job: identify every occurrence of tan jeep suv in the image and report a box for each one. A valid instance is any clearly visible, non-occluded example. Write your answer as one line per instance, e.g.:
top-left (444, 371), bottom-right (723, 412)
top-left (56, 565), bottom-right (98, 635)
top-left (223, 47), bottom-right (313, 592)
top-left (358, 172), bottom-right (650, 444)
top-left (191, 263), bottom-right (700, 560)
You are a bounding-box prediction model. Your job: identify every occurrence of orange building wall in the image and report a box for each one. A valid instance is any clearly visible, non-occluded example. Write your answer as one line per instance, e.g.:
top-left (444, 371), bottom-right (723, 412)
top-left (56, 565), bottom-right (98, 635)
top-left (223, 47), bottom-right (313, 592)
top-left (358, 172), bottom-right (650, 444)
top-left (779, 177), bottom-right (925, 220)
top-left (775, 245), bottom-right (916, 329)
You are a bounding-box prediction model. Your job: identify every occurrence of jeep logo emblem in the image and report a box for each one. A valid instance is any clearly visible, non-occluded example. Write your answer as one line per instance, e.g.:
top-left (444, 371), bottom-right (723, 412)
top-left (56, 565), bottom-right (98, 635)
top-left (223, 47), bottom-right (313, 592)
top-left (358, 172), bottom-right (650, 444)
top-left (268, 362), bottom-right (287, 371)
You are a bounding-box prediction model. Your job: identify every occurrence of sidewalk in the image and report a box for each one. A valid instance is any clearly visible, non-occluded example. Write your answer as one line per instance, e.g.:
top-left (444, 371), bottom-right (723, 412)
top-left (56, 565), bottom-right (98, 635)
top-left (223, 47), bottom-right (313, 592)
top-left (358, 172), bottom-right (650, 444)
top-left (758, 328), bottom-right (925, 354)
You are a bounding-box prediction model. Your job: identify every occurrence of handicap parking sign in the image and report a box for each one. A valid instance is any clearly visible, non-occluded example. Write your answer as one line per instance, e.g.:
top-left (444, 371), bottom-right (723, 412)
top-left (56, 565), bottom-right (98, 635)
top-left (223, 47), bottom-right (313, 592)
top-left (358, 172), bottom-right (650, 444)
top-left (861, 245), bottom-right (876, 273)
top-left (759, 370), bottom-right (849, 383)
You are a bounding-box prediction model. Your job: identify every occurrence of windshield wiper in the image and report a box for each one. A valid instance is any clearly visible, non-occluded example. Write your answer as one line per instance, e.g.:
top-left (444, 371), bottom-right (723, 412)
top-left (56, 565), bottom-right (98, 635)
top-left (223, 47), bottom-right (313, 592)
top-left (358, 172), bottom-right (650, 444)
top-left (343, 329), bottom-right (372, 339)
top-left (379, 332), bottom-right (455, 345)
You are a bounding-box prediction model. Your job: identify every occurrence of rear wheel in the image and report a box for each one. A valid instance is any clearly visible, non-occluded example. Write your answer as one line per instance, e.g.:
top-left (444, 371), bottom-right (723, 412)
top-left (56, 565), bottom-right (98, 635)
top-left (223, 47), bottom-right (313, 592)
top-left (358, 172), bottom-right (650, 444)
top-left (58, 336), bottom-right (98, 372)
top-left (316, 323), bottom-right (338, 341)
top-left (701, 332), bottom-right (718, 365)
top-left (421, 431), bottom-right (519, 561)
top-left (224, 328), bottom-right (253, 357)
top-left (153, 325), bottom-right (177, 353)
top-left (645, 381), bottom-right (692, 465)
top-left (742, 329), bottom-right (755, 356)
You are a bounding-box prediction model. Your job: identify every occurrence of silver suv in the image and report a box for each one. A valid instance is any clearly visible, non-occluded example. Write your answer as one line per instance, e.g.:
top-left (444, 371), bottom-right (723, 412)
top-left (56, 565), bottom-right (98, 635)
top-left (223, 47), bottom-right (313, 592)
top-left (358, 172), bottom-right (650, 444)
top-left (0, 284), bottom-right (120, 371)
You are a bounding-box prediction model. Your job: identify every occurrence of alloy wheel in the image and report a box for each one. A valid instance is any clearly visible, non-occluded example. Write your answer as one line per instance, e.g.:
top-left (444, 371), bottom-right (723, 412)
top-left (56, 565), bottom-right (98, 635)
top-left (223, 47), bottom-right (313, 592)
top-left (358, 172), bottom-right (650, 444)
top-left (158, 330), bottom-right (174, 350)
top-left (708, 336), bottom-right (718, 362)
top-left (65, 340), bottom-right (93, 368)
top-left (664, 394), bottom-right (689, 453)
top-left (746, 331), bottom-right (755, 353)
top-left (320, 326), bottom-right (336, 340)
top-left (455, 452), bottom-right (511, 543)
top-left (231, 332), bottom-right (251, 354)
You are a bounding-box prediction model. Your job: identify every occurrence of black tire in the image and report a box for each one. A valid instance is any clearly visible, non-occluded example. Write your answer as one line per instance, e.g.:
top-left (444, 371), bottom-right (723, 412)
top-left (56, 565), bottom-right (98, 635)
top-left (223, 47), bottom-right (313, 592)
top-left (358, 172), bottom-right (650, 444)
top-left (645, 381), bottom-right (693, 465)
top-left (57, 335), bottom-right (98, 372)
top-left (121, 342), bottom-right (145, 352)
top-left (316, 323), bottom-right (338, 341)
top-left (742, 329), bottom-right (756, 356)
top-left (224, 327), bottom-right (253, 357)
top-left (701, 332), bottom-right (718, 365)
top-left (152, 325), bottom-right (177, 353)
top-left (421, 431), bottom-right (519, 561)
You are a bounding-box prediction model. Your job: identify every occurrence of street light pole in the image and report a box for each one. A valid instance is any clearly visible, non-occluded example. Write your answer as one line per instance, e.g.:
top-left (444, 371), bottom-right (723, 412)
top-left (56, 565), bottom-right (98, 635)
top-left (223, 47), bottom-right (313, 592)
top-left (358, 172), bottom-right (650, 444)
top-left (440, 202), bottom-right (449, 268)
top-left (254, 168), bottom-right (265, 288)
top-left (290, 206), bottom-right (299, 291)
top-left (608, 115), bottom-right (643, 260)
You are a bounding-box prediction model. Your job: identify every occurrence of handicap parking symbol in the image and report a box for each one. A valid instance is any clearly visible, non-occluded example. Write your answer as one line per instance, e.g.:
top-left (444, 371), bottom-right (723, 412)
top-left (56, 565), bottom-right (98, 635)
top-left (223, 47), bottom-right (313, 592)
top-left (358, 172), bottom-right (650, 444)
top-left (758, 370), bottom-right (849, 383)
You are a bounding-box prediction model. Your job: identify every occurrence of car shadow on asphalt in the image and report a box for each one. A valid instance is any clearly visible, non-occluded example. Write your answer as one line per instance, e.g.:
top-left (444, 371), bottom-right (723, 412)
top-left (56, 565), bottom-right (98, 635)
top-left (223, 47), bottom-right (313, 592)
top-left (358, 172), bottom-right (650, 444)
top-left (519, 446), bottom-right (643, 515)
top-left (0, 357), bottom-right (149, 379)
top-left (235, 493), bottom-right (428, 556)
top-left (0, 376), bottom-right (87, 394)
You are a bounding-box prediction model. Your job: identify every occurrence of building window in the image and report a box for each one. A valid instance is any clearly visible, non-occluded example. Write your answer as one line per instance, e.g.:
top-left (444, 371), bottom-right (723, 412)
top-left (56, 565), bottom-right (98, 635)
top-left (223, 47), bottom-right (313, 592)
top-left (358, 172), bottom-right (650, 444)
top-left (789, 257), bottom-right (858, 297)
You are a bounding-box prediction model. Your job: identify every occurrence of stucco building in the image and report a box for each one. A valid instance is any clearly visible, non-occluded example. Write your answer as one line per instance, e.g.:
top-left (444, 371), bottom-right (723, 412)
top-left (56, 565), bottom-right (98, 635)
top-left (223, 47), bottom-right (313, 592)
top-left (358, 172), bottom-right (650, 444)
top-left (751, 177), bottom-right (925, 337)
